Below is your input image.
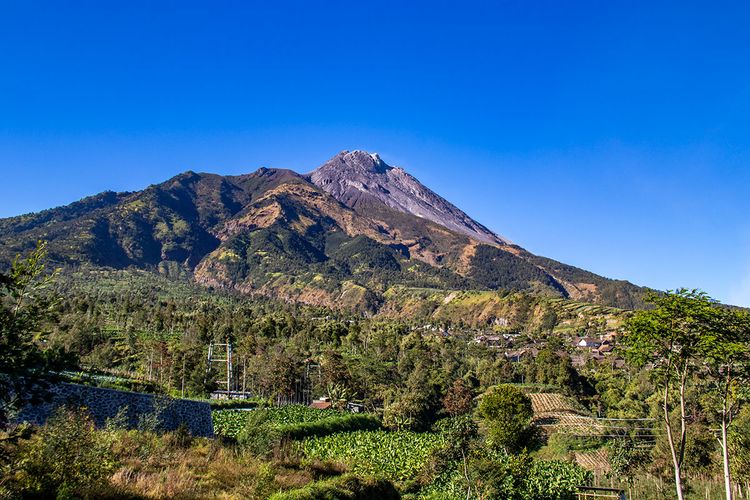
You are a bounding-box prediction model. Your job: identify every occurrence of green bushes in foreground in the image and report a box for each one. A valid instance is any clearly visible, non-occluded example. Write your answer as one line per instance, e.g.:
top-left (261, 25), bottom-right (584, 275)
top-left (2, 407), bottom-right (118, 499)
top-left (1, 405), bottom-right (395, 499)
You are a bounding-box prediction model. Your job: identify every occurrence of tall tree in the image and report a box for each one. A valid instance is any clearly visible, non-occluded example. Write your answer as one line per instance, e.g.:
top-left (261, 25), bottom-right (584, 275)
top-left (623, 289), bottom-right (714, 500)
top-left (699, 307), bottom-right (750, 500)
top-left (0, 242), bottom-right (71, 428)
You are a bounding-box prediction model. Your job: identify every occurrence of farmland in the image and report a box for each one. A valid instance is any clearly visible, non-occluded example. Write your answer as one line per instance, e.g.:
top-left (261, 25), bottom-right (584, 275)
top-left (213, 405), bottom-right (343, 438)
top-left (299, 430), bottom-right (446, 482)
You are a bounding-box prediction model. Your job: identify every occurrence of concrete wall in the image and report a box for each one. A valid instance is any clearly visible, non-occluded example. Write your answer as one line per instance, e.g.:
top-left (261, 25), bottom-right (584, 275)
top-left (16, 383), bottom-right (213, 437)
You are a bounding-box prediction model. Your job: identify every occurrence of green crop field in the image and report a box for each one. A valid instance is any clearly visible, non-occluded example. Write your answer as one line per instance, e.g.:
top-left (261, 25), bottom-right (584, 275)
top-left (213, 405), bottom-right (343, 438)
top-left (299, 430), bottom-right (446, 482)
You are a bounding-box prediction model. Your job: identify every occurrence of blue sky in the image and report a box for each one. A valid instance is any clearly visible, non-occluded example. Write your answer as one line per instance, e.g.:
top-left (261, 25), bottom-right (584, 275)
top-left (1, 1), bottom-right (749, 306)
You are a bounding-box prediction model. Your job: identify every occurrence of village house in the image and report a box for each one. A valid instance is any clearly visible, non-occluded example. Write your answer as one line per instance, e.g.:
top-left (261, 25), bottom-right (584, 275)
top-left (310, 397), bottom-right (333, 410)
top-left (504, 347), bottom-right (539, 362)
top-left (473, 334), bottom-right (504, 348)
top-left (596, 343), bottom-right (615, 355)
top-left (575, 337), bottom-right (603, 348)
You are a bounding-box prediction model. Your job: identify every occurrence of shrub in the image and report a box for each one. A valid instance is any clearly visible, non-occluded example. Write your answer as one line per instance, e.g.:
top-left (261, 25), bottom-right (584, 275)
top-left (524, 459), bottom-right (591, 499)
top-left (424, 449), bottom-right (591, 500)
top-left (237, 410), bottom-right (283, 458)
top-left (8, 407), bottom-right (118, 499)
top-left (137, 395), bottom-right (174, 433)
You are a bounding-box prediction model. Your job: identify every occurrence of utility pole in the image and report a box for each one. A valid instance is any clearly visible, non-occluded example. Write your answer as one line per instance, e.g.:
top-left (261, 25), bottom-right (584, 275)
top-left (206, 339), bottom-right (234, 396)
top-left (181, 356), bottom-right (186, 398)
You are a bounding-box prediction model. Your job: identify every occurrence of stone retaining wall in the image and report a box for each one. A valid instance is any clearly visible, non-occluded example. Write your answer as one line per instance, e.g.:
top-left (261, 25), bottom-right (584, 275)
top-left (16, 383), bottom-right (213, 437)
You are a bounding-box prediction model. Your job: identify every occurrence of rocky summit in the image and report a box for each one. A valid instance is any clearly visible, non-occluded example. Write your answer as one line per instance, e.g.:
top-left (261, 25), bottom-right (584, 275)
top-left (0, 151), bottom-right (644, 311)
top-left (308, 150), bottom-right (508, 246)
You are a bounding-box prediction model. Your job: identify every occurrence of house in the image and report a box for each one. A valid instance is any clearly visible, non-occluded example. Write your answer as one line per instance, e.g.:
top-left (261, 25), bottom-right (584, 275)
top-left (576, 337), bottom-right (603, 348)
top-left (504, 347), bottom-right (539, 362)
top-left (494, 317), bottom-right (510, 327)
top-left (310, 397), bottom-right (333, 410)
top-left (612, 358), bottom-right (627, 369)
top-left (570, 355), bottom-right (585, 368)
top-left (484, 335), bottom-right (503, 347)
top-left (473, 334), bottom-right (504, 348)
top-left (597, 343), bottom-right (615, 355)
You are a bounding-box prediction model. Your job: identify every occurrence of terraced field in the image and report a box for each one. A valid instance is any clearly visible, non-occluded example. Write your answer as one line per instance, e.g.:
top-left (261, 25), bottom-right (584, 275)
top-left (573, 449), bottom-right (611, 473)
top-left (529, 393), bottom-right (603, 435)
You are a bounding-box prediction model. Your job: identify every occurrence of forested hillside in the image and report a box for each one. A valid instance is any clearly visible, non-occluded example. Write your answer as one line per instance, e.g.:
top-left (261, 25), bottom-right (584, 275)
top-left (0, 151), bottom-right (646, 310)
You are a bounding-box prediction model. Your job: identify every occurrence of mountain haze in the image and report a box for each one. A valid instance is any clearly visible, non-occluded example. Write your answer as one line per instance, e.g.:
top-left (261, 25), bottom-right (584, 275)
top-left (0, 151), bottom-right (645, 310)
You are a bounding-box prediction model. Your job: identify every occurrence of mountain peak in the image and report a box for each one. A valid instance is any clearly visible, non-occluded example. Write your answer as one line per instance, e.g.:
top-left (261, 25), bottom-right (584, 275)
top-left (322, 150), bottom-right (391, 175)
top-left (309, 151), bottom-right (509, 246)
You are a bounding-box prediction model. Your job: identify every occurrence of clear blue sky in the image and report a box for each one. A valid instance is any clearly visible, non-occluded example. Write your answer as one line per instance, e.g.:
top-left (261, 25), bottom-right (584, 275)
top-left (1, 1), bottom-right (749, 306)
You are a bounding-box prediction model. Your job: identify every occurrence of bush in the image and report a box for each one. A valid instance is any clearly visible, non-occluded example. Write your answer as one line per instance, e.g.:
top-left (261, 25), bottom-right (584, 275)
top-left (237, 410), bottom-right (283, 458)
top-left (382, 392), bottom-right (435, 431)
top-left (524, 459), bottom-right (591, 499)
top-left (7, 407), bottom-right (118, 499)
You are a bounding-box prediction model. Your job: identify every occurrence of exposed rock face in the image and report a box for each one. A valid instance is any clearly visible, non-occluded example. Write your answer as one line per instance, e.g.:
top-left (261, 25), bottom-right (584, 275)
top-left (309, 150), bottom-right (509, 246)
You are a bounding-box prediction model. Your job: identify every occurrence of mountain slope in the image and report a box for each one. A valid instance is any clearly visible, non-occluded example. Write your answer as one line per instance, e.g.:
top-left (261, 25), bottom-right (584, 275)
top-left (0, 151), bottom-right (646, 310)
top-left (309, 150), bottom-right (508, 245)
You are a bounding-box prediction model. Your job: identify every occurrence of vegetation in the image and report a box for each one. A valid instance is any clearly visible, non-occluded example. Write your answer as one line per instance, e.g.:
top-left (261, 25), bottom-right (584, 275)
top-left (0, 242), bottom-right (73, 427)
top-left (623, 290), bottom-right (750, 500)
top-left (0, 166), bottom-right (644, 309)
top-left (299, 430), bottom-right (446, 482)
top-left (269, 474), bottom-right (399, 500)
top-left (2, 244), bottom-right (750, 498)
top-left (212, 406), bottom-right (379, 440)
top-left (477, 385), bottom-right (535, 453)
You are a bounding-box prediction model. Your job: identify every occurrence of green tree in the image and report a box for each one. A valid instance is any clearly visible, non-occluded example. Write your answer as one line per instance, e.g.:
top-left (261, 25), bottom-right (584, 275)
top-left (0, 242), bottom-right (71, 428)
top-left (729, 406), bottom-right (750, 485)
top-left (623, 289), bottom-right (714, 500)
top-left (524, 348), bottom-right (580, 393)
top-left (698, 307), bottom-right (750, 500)
top-left (476, 384), bottom-right (535, 453)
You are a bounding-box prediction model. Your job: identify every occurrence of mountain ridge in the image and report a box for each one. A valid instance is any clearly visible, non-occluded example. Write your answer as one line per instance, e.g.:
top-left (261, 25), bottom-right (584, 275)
top-left (0, 151), bottom-right (646, 310)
